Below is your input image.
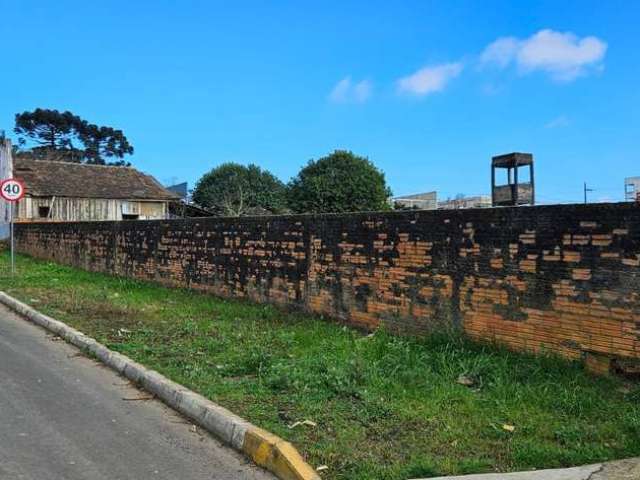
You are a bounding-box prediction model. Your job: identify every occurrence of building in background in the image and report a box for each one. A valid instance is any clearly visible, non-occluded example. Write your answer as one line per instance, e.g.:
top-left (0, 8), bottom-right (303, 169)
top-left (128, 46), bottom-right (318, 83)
top-left (164, 181), bottom-right (214, 218)
top-left (12, 158), bottom-right (179, 222)
top-left (166, 181), bottom-right (189, 201)
top-left (438, 195), bottom-right (491, 210)
top-left (393, 191), bottom-right (437, 210)
top-left (625, 177), bottom-right (640, 202)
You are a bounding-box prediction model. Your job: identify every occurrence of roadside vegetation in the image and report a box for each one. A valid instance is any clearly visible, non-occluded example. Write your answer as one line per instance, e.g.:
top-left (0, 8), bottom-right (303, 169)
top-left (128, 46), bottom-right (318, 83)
top-left (192, 150), bottom-right (394, 216)
top-left (1, 252), bottom-right (639, 480)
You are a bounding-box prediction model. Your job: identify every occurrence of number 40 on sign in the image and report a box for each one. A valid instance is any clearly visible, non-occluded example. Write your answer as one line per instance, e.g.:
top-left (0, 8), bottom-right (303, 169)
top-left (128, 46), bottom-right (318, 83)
top-left (1, 179), bottom-right (25, 202)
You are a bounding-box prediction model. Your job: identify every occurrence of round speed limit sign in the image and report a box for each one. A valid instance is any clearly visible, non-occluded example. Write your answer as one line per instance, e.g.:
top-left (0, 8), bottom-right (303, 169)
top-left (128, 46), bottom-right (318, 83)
top-left (1, 178), bottom-right (25, 202)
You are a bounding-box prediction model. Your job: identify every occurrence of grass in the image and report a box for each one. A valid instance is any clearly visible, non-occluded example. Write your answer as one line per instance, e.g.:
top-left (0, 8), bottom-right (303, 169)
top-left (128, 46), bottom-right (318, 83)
top-left (1, 251), bottom-right (639, 479)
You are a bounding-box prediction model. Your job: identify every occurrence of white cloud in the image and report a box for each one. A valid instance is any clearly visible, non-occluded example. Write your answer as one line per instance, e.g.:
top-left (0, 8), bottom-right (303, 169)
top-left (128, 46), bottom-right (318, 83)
top-left (328, 77), bottom-right (372, 103)
top-left (329, 77), bottom-right (351, 102)
top-left (481, 29), bottom-right (607, 82)
top-left (480, 37), bottom-right (520, 68)
top-left (396, 62), bottom-right (463, 96)
top-left (352, 79), bottom-right (372, 102)
top-left (545, 115), bottom-right (570, 128)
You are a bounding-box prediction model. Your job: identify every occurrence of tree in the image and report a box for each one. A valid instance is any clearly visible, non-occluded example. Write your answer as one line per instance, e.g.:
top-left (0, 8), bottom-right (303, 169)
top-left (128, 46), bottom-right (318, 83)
top-left (287, 150), bottom-right (392, 213)
top-left (13, 108), bottom-right (134, 165)
top-left (14, 109), bottom-right (84, 162)
top-left (192, 163), bottom-right (288, 216)
top-left (79, 123), bottom-right (134, 165)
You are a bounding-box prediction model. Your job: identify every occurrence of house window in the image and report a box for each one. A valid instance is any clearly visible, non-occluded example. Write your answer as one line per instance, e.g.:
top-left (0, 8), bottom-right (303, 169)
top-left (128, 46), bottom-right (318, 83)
top-left (122, 214), bottom-right (139, 220)
top-left (38, 206), bottom-right (50, 218)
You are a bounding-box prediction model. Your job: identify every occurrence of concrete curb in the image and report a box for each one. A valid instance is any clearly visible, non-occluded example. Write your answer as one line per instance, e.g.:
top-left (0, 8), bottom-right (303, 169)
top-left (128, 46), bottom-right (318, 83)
top-left (0, 291), bottom-right (321, 480)
top-left (411, 457), bottom-right (640, 480)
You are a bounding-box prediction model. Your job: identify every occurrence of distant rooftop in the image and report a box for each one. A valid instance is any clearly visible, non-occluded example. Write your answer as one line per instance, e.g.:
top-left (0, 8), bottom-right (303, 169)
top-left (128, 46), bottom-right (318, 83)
top-left (393, 191), bottom-right (437, 201)
top-left (166, 182), bottom-right (188, 199)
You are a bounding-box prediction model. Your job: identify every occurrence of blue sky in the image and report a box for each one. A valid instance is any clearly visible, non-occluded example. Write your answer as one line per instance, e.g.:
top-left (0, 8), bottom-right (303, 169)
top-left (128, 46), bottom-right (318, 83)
top-left (1, 0), bottom-right (638, 203)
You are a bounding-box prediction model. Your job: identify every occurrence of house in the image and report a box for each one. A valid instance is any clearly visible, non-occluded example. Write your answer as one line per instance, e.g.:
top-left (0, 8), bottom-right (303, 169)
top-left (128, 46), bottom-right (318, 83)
top-left (12, 158), bottom-right (179, 222)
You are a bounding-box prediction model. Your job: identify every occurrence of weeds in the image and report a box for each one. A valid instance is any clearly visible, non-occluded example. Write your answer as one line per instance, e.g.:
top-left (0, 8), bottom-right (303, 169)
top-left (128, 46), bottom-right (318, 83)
top-left (0, 252), bottom-right (638, 479)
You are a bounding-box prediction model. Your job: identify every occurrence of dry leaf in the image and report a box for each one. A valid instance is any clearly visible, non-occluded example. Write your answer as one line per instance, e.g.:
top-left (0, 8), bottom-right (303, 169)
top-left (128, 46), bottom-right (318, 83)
top-left (457, 374), bottom-right (475, 387)
top-left (502, 424), bottom-right (515, 432)
top-left (288, 419), bottom-right (317, 429)
top-left (317, 465), bottom-right (329, 471)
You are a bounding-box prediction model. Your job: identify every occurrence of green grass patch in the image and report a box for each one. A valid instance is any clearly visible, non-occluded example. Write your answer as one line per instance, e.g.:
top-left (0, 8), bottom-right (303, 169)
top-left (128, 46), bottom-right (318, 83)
top-left (1, 251), bottom-right (638, 479)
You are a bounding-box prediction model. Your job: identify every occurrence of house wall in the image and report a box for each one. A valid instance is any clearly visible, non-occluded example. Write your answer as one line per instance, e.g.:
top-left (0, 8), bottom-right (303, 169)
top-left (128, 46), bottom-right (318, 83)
top-left (15, 197), bottom-right (168, 221)
top-left (14, 203), bottom-right (640, 372)
top-left (0, 140), bottom-right (12, 240)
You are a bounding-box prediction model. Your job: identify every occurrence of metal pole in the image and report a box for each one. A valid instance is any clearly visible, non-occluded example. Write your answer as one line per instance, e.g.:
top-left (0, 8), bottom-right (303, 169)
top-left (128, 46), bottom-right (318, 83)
top-left (583, 182), bottom-right (595, 204)
top-left (10, 201), bottom-right (14, 274)
top-left (513, 163), bottom-right (519, 205)
top-left (530, 163), bottom-right (535, 205)
top-left (491, 164), bottom-right (495, 206)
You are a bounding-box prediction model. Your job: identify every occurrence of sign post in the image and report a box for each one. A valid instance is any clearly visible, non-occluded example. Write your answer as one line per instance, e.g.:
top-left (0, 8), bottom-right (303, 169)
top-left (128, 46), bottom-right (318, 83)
top-left (1, 178), bottom-right (25, 274)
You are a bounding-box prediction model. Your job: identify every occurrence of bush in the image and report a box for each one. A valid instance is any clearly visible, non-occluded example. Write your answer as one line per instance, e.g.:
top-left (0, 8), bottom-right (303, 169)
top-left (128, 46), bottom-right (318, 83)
top-left (288, 150), bottom-right (392, 213)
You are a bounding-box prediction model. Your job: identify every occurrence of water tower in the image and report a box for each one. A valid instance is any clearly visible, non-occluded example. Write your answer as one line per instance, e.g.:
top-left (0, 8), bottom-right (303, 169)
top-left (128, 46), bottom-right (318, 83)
top-left (491, 152), bottom-right (535, 206)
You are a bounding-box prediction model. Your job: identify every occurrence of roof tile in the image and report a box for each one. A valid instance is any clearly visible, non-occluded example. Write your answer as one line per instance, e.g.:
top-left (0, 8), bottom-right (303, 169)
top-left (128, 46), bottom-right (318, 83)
top-left (14, 159), bottom-right (179, 200)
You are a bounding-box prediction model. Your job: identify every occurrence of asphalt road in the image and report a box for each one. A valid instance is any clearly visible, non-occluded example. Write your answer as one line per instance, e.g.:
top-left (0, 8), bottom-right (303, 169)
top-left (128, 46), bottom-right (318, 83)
top-left (0, 304), bottom-right (274, 480)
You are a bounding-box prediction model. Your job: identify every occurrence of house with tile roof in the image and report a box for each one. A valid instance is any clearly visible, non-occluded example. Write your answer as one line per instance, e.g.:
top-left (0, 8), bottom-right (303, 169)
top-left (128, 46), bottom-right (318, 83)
top-left (11, 158), bottom-right (179, 222)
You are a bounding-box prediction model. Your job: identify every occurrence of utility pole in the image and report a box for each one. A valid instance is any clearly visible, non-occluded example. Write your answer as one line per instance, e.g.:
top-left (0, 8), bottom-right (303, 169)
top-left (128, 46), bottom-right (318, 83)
top-left (583, 182), bottom-right (594, 204)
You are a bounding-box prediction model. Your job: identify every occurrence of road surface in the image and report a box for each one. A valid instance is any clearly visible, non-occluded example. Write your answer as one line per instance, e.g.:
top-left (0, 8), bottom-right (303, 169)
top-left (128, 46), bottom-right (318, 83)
top-left (0, 304), bottom-right (274, 480)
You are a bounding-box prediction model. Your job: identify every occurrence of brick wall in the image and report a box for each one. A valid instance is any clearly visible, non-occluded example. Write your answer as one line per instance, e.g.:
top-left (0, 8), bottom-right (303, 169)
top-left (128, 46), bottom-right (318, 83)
top-left (14, 203), bottom-right (640, 367)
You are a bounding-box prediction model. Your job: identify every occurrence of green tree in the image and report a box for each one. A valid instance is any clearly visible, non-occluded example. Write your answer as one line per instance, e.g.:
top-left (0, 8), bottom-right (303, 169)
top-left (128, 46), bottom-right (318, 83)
top-left (79, 122), bottom-right (134, 165)
top-left (13, 108), bottom-right (134, 165)
top-left (193, 163), bottom-right (288, 216)
top-left (288, 150), bottom-right (392, 213)
top-left (14, 109), bottom-right (84, 162)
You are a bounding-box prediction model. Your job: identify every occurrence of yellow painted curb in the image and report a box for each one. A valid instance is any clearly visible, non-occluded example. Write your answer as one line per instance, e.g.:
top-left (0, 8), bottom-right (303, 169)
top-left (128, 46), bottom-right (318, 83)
top-left (243, 427), bottom-right (322, 480)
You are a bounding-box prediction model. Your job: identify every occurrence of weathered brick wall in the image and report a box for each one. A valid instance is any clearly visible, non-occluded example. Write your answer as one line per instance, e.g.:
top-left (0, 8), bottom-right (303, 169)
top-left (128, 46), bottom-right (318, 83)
top-left (15, 203), bottom-right (640, 366)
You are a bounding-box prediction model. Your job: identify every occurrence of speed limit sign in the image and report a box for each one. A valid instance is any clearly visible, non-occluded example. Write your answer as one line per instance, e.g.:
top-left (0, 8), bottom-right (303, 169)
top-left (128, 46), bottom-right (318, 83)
top-left (1, 178), bottom-right (25, 202)
top-left (2, 178), bottom-right (25, 275)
